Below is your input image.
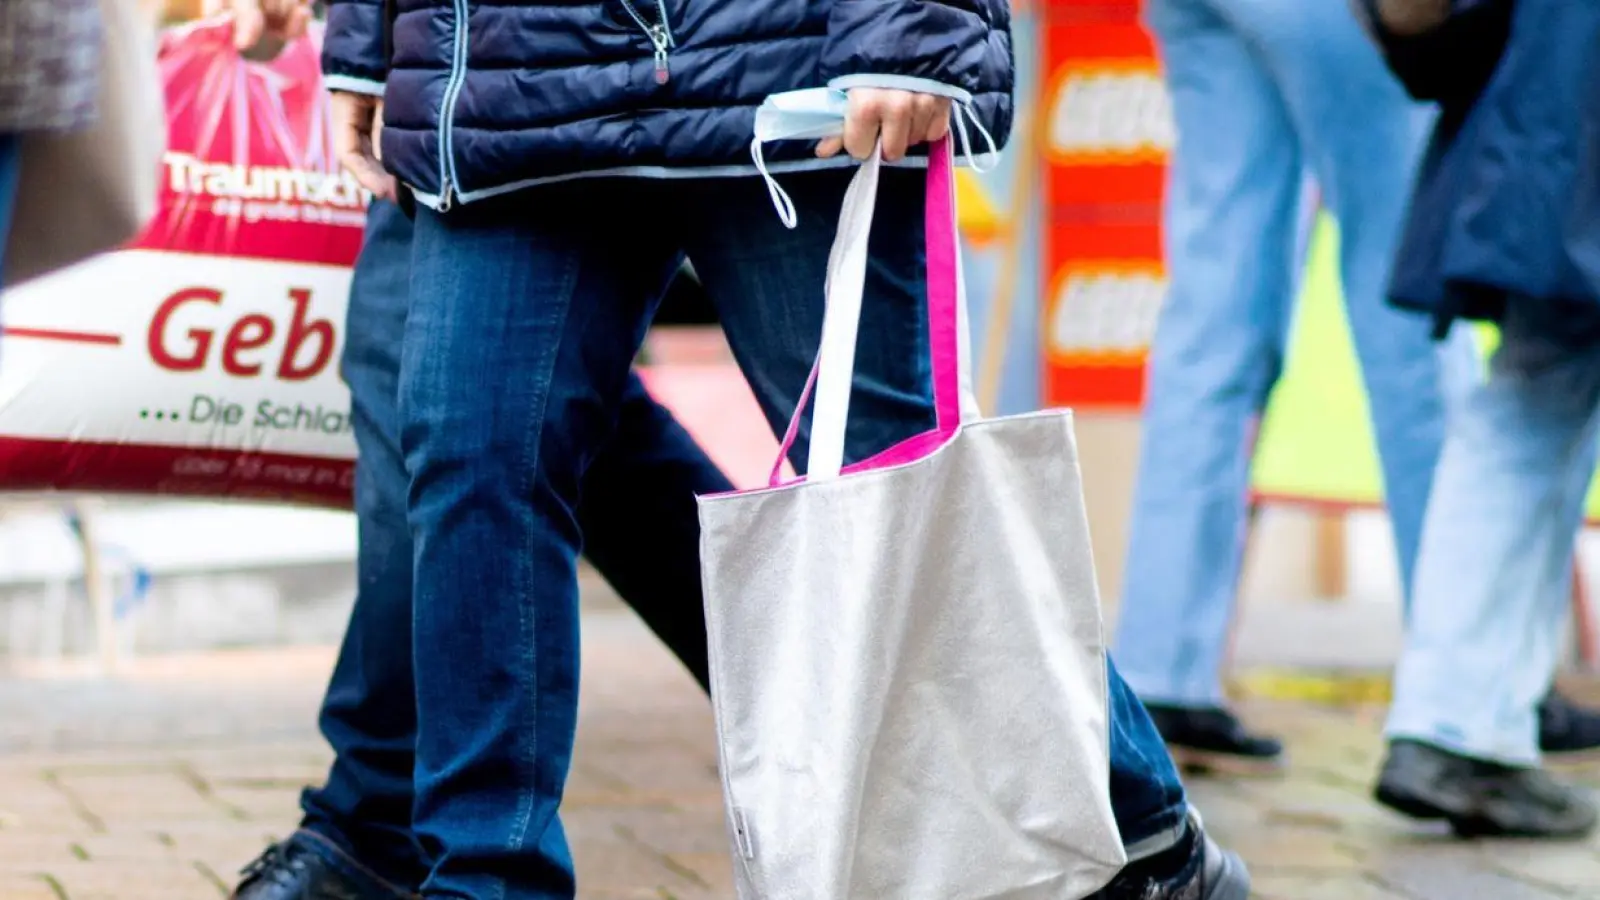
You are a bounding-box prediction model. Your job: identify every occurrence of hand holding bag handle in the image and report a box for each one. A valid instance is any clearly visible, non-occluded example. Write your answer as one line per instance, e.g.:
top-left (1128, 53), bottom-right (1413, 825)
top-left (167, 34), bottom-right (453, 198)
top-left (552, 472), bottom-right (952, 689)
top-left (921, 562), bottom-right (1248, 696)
top-left (3, 0), bottom-right (165, 287)
top-left (769, 134), bottom-right (982, 484)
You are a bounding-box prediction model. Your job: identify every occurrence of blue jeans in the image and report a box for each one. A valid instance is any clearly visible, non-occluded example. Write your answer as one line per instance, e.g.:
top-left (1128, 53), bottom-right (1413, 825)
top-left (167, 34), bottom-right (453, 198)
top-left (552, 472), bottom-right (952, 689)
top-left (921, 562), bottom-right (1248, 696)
top-left (1114, 0), bottom-right (1475, 707)
top-left (299, 200), bottom-right (733, 889)
top-left (1388, 304), bottom-right (1600, 765)
top-left (371, 172), bottom-right (1183, 897)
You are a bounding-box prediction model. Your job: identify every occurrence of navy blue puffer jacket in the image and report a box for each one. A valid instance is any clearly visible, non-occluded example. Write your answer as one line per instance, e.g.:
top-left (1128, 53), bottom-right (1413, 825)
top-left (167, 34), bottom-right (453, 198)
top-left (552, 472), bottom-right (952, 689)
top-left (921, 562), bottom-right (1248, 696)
top-left (1371, 0), bottom-right (1600, 329)
top-left (322, 0), bottom-right (1014, 210)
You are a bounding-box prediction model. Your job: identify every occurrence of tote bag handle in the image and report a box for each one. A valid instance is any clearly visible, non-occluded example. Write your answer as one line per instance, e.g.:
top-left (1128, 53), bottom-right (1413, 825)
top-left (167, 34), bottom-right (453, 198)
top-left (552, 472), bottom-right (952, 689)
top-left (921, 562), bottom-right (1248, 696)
top-left (769, 135), bottom-right (981, 485)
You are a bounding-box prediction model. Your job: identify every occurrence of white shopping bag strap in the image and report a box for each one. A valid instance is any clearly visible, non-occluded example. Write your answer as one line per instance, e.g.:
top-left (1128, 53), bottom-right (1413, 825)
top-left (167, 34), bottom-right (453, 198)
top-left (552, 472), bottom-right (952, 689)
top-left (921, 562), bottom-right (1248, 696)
top-left (769, 135), bottom-right (982, 484)
top-left (805, 143), bottom-right (882, 481)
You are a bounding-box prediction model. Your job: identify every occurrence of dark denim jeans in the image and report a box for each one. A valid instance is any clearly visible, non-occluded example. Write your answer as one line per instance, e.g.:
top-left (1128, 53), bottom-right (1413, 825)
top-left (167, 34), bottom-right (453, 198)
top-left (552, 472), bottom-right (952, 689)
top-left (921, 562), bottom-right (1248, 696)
top-left (299, 199), bottom-right (732, 889)
top-left (396, 172), bottom-right (1188, 897)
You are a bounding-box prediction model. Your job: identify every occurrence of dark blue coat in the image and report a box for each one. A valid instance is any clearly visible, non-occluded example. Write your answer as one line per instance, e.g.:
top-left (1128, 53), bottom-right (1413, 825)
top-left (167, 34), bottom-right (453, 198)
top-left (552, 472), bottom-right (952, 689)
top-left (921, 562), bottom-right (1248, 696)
top-left (1368, 0), bottom-right (1600, 331)
top-left (322, 0), bottom-right (1015, 210)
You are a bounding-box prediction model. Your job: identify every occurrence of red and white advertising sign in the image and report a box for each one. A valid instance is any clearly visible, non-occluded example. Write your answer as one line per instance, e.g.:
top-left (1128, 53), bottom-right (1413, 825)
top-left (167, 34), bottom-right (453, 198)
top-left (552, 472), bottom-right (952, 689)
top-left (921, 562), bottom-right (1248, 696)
top-left (1039, 7), bottom-right (1173, 411)
top-left (0, 19), bottom-right (364, 508)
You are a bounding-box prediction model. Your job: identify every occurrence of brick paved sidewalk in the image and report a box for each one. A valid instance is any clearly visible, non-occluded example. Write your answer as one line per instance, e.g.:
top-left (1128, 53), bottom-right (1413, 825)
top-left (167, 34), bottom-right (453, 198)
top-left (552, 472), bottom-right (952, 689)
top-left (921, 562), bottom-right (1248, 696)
top-left (2, 612), bottom-right (1600, 899)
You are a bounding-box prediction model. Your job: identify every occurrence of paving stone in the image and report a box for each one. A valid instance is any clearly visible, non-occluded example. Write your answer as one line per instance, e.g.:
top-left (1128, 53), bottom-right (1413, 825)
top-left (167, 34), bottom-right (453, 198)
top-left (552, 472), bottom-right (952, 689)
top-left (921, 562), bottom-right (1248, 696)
top-left (0, 874), bottom-right (61, 899)
top-left (1480, 842), bottom-right (1600, 892)
top-left (3, 613), bottom-right (1600, 898)
top-left (1217, 826), bottom-right (1366, 873)
top-left (53, 769), bottom-right (224, 829)
top-left (1367, 844), bottom-right (1574, 900)
top-left (45, 859), bottom-right (226, 899)
top-left (668, 852), bottom-right (737, 894)
top-left (567, 817), bottom-right (710, 898)
top-left (1251, 873), bottom-right (1413, 900)
top-left (0, 832), bottom-right (96, 872)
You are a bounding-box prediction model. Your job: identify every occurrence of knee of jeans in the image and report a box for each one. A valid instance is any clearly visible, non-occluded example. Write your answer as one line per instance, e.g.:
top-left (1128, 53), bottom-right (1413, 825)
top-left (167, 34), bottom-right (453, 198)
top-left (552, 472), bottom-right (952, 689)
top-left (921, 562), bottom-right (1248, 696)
top-left (399, 405), bottom-right (530, 510)
top-left (1146, 337), bottom-right (1280, 413)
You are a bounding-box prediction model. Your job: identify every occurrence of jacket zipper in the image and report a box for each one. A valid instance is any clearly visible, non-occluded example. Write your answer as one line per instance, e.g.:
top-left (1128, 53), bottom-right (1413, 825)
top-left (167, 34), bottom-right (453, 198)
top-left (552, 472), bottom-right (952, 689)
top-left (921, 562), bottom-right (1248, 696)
top-left (618, 0), bottom-right (676, 84)
top-left (436, 0), bottom-right (472, 210)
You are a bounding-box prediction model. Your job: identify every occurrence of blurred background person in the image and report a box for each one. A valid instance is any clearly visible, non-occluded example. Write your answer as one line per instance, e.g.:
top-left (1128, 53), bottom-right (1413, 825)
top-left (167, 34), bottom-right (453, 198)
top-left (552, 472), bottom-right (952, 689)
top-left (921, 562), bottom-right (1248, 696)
top-left (1364, 0), bottom-right (1600, 837)
top-left (0, 0), bottom-right (103, 285)
top-left (1110, 0), bottom-right (1469, 774)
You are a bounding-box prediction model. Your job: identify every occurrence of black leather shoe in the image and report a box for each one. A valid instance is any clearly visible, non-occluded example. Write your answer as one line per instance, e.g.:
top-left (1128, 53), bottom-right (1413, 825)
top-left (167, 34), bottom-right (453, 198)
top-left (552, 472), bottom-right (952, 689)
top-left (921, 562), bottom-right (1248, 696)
top-left (1089, 812), bottom-right (1250, 899)
top-left (1374, 739), bottom-right (1598, 838)
top-left (232, 832), bottom-right (417, 900)
top-left (1539, 690), bottom-right (1600, 760)
top-left (1144, 704), bottom-right (1285, 776)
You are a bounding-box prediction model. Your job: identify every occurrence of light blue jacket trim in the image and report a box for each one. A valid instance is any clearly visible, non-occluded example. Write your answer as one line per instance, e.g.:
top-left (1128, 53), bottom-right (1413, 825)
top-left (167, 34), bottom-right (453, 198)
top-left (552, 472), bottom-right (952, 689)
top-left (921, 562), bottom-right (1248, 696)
top-left (827, 74), bottom-right (974, 104)
top-left (324, 75), bottom-right (386, 97)
top-left (404, 151), bottom-right (1001, 212)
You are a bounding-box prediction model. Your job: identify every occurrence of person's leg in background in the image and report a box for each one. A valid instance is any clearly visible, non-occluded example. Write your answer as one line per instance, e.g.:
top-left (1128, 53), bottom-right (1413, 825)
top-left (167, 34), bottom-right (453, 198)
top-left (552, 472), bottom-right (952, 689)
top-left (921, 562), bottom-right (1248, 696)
top-left (579, 375), bottom-right (731, 691)
top-left (1248, 0), bottom-right (1443, 609)
top-left (683, 170), bottom-right (1246, 900)
top-left (235, 197), bottom-right (732, 899)
top-left (1112, 0), bottom-right (1301, 774)
top-left (1380, 302), bottom-right (1600, 837)
top-left (1533, 428), bottom-right (1600, 758)
top-left (1248, 0), bottom-right (1600, 763)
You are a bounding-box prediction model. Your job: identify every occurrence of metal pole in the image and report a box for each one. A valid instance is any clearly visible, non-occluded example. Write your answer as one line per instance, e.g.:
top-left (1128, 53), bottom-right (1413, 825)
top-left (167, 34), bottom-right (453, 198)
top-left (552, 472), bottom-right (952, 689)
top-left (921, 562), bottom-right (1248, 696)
top-left (68, 500), bottom-right (118, 676)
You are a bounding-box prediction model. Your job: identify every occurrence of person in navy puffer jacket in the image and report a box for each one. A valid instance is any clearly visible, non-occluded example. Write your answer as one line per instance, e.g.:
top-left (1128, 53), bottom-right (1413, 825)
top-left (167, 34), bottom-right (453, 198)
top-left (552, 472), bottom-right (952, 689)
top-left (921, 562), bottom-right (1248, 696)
top-left (313, 3), bottom-right (1248, 899)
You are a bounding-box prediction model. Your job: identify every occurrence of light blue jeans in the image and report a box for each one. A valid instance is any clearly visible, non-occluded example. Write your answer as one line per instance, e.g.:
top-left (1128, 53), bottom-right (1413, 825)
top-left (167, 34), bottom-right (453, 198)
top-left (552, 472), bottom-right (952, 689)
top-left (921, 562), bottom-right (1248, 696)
top-left (1388, 305), bottom-right (1600, 766)
top-left (1114, 0), bottom-right (1472, 706)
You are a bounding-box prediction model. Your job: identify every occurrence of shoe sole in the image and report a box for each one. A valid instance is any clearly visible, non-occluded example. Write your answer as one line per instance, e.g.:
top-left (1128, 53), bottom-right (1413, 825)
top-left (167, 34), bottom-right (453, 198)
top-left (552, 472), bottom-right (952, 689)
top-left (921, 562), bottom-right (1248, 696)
top-left (1169, 745), bottom-right (1287, 778)
top-left (1448, 815), bottom-right (1597, 839)
top-left (1375, 783), bottom-right (1598, 838)
top-left (1373, 782), bottom-right (1450, 821)
top-left (1206, 846), bottom-right (1252, 900)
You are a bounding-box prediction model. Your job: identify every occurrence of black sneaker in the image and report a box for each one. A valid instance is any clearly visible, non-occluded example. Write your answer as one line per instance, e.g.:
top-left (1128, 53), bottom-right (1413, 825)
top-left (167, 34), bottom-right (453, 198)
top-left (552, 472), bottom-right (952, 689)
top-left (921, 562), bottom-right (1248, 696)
top-left (1374, 739), bottom-right (1598, 839)
top-left (1539, 690), bottom-right (1600, 762)
top-left (1089, 812), bottom-right (1250, 899)
top-left (232, 831), bottom-right (418, 900)
top-left (1144, 704), bottom-right (1285, 776)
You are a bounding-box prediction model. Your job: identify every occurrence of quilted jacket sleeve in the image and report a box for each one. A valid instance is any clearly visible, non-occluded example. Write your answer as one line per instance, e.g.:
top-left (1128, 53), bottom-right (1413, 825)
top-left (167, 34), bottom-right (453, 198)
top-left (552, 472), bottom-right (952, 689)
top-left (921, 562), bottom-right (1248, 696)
top-left (321, 0), bottom-right (388, 95)
top-left (819, 0), bottom-right (996, 101)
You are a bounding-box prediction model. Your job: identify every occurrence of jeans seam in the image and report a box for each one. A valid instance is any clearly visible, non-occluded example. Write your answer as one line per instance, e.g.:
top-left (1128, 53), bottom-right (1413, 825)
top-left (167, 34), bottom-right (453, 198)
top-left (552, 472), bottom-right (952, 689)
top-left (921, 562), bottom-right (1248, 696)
top-left (495, 249), bottom-right (583, 900)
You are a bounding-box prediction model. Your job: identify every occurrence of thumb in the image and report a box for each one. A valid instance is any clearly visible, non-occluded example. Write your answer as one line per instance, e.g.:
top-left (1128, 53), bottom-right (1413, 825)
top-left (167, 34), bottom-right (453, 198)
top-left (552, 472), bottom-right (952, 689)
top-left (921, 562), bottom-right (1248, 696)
top-left (286, 5), bottom-right (313, 38)
top-left (233, 8), bottom-right (265, 49)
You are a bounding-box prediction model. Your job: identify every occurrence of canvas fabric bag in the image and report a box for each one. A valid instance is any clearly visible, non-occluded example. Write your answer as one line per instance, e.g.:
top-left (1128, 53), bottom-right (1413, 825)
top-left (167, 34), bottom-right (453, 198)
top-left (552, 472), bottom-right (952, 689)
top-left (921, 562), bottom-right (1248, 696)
top-left (697, 135), bottom-right (1127, 900)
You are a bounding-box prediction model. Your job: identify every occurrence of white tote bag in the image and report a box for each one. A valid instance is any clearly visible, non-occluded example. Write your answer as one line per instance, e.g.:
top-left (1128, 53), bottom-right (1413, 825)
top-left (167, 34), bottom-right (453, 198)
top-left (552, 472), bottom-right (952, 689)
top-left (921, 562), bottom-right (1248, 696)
top-left (697, 136), bottom-right (1127, 900)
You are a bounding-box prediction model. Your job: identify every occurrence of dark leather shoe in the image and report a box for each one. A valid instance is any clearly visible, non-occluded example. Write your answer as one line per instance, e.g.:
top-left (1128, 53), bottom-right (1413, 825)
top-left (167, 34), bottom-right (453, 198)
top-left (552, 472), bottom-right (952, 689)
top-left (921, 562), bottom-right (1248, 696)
top-left (1089, 812), bottom-right (1250, 899)
top-left (232, 832), bottom-right (417, 900)
top-left (1374, 739), bottom-right (1598, 838)
top-left (1539, 690), bottom-right (1600, 760)
top-left (1144, 704), bottom-right (1285, 776)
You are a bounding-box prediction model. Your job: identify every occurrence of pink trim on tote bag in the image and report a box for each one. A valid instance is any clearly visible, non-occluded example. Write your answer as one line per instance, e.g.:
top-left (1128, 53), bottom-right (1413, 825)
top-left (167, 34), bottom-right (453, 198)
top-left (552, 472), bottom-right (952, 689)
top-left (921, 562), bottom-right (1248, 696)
top-left (762, 135), bottom-right (967, 489)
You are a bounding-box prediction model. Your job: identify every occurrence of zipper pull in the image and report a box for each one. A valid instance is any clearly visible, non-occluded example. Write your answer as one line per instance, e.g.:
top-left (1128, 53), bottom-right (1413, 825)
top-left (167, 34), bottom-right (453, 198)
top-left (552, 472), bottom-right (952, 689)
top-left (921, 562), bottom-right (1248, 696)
top-left (650, 25), bottom-right (671, 84)
top-left (437, 177), bottom-right (453, 212)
